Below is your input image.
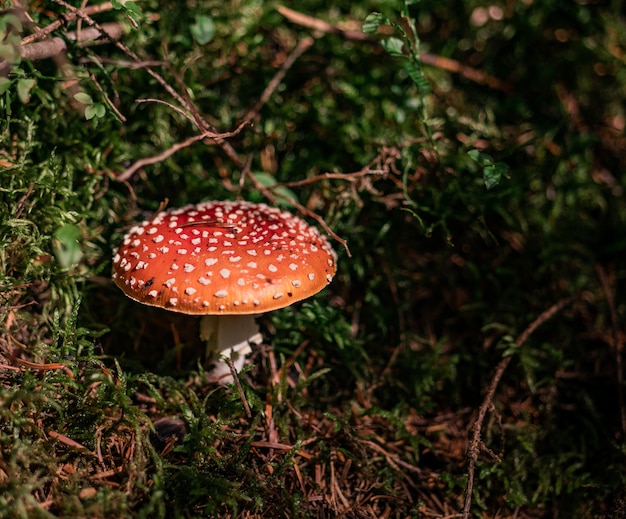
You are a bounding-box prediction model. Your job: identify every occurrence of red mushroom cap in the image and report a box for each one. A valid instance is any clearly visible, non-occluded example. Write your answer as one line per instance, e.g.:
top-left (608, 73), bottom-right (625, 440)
top-left (112, 201), bottom-right (337, 315)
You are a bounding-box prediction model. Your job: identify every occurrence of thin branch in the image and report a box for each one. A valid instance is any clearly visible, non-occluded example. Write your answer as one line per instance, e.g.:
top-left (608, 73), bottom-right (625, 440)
top-left (20, 1), bottom-right (115, 45)
top-left (596, 263), bottom-right (626, 437)
top-left (91, 72), bottom-right (126, 122)
top-left (135, 98), bottom-right (196, 125)
top-left (225, 357), bottom-right (252, 419)
top-left (241, 36), bottom-right (315, 125)
top-left (18, 23), bottom-right (124, 61)
top-left (276, 169), bottom-right (387, 188)
top-left (462, 295), bottom-right (575, 519)
top-left (277, 5), bottom-right (512, 92)
top-left (277, 6), bottom-right (373, 42)
top-left (244, 169), bottom-right (351, 256)
top-left (116, 123), bottom-right (249, 182)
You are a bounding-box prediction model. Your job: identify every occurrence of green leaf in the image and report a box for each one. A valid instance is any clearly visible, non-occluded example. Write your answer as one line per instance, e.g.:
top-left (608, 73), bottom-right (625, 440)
top-left (16, 78), bottom-right (35, 103)
top-left (53, 224), bottom-right (83, 269)
top-left (111, 0), bottom-right (142, 21)
top-left (0, 77), bottom-right (12, 95)
top-left (381, 37), bottom-right (405, 57)
top-left (483, 165), bottom-right (501, 190)
top-left (0, 40), bottom-right (20, 63)
top-left (190, 15), bottom-right (216, 45)
top-left (85, 103), bottom-right (106, 120)
top-left (74, 92), bottom-right (94, 105)
top-left (362, 12), bottom-right (389, 34)
top-left (467, 149), bottom-right (486, 165)
top-left (0, 13), bottom-right (23, 33)
top-left (404, 61), bottom-right (430, 92)
top-left (254, 172), bottom-right (299, 207)
top-left (468, 150), bottom-right (509, 189)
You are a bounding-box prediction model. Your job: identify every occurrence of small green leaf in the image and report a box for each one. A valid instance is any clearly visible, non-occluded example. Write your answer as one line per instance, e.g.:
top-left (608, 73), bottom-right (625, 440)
top-left (74, 92), bottom-right (93, 105)
top-left (111, 0), bottom-right (142, 21)
top-left (381, 37), bottom-right (405, 57)
top-left (363, 12), bottom-right (390, 34)
top-left (468, 150), bottom-right (509, 189)
top-left (53, 224), bottom-right (83, 269)
top-left (467, 149), bottom-right (488, 165)
top-left (85, 103), bottom-right (106, 120)
top-left (16, 78), bottom-right (35, 103)
top-left (190, 15), bottom-right (216, 45)
top-left (404, 61), bottom-right (430, 92)
top-left (0, 13), bottom-right (23, 33)
top-left (483, 165), bottom-right (500, 190)
top-left (0, 39), bottom-right (20, 63)
top-left (0, 77), bottom-right (12, 95)
top-left (254, 172), bottom-right (299, 207)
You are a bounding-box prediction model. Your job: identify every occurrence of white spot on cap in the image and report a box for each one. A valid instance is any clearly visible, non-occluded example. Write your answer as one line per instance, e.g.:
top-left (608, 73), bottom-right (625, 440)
top-left (229, 256), bottom-right (242, 262)
top-left (158, 246), bottom-right (169, 253)
top-left (205, 258), bottom-right (218, 267)
top-left (273, 292), bottom-right (283, 299)
top-left (292, 280), bottom-right (301, 288)
top-left (164, 278), bottom-right (176, 288)
top-left (183, 263), bottom-right (195, 272)
top-left (268, 264), bottom-right (278, 273)
top-left (219, 268), bottom-right (231, 279)
top-left (178, 249), bottom-right (188, 255)
top-left (247, 261), bottom-right (257, 269)
top-left (247, 249), bottom-right (257, 256)
top-left (148, 290), bottom-right (158, 298)
top-left (198, 276), bottom-right (211, 285)
top-left (153, 235), bottom-right (164, 243)
top-left (171, 263), bottom-right (179, 270)
top-left (185, 287), bottom-right (197, 295)
top-left (289, 263), bottom-right (298, 271)
top-left (308, 273), bottom-right (315, 281)
top-left (169, 298), bottom-right (178, 306)
top-left (146, 227), bottom-right (158, 235)
top-left (237, 278), bottom-right (245, 286)
top-left (214, 290), bottom-right (228, 298)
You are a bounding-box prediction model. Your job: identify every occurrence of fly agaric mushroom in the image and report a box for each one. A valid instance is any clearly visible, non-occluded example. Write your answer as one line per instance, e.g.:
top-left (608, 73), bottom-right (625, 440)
top-left (112, 200), bottom-right (337, 383)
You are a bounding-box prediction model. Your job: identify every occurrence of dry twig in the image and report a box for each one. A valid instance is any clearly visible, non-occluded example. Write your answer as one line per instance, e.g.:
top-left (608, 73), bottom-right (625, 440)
top-left (277, 5), bottom-right (512, 92)
top-left (116, 123), bottom-right (249, 182)
top-left (596, 263), bottom-right (626, 437)
top-left (225, 356), bottom-right (252, 419)
top-left (462, 295), bottom-right (575, 518)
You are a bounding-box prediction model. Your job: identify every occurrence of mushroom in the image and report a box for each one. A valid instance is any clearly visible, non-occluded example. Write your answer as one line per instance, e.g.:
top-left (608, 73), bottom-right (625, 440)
top-left (112, 200), bottom-right (337, 383)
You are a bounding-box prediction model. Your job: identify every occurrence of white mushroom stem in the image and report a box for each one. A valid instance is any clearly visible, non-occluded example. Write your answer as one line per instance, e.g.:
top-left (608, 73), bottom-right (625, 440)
top-left (199, 314), bottom-right (262, 384)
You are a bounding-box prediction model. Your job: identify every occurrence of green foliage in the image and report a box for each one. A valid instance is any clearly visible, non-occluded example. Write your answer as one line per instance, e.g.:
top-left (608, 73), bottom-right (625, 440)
top-left (1, 0), bottom-right (625, 517)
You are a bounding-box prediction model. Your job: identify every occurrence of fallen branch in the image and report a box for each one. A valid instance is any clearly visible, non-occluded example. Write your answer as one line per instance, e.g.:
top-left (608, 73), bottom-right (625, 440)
top-left (596, 264), bottom-right (626, 437)
top-left (18, 23), bottom-right (125, 61)
top-left (277, 5), bottom-right (512, 92)
top-left (462, 295), bottom-right (575, 518)
top-left (20, 2), bottom-right (116, 46)
top-left (242, 35), bottom-right (315, 125)
top-left (116, 123), bottom-right (249, 182)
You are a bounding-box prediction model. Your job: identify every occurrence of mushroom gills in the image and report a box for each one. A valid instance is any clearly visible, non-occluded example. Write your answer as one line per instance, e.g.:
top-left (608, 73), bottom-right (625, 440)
top-left (199, 314), bottom-right (262, 383)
